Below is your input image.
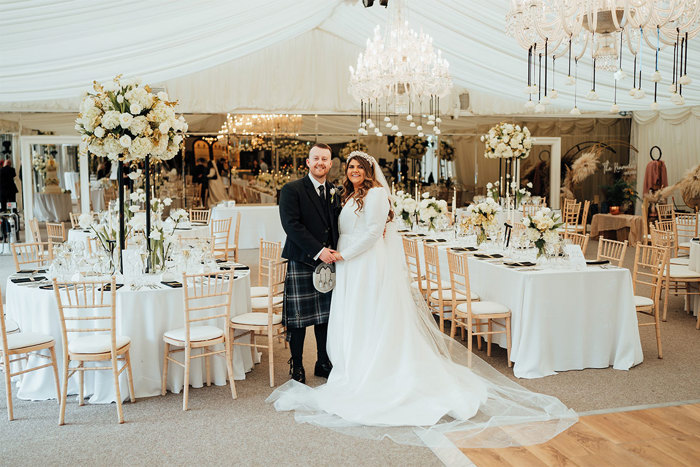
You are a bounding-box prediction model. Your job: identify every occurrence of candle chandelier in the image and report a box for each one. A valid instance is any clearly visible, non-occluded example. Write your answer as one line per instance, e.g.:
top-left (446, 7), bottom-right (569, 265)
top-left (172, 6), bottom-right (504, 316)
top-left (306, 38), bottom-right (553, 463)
top-left (348, 0), bottom-right (452, 137)
top-left (217, 113), bottom-right (303, 137)
top-left (506, 0), bottom-right (700, 113)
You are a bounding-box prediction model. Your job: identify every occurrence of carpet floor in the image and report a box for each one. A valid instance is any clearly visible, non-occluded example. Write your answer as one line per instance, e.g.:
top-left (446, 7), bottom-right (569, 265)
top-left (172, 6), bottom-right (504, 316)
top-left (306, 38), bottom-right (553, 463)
top-left (1, 236), bottom-right (699, 465)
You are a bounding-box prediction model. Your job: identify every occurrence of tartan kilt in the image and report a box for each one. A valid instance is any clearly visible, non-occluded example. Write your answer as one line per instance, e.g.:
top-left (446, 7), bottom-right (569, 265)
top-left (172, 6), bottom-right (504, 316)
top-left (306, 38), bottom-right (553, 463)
top-left (283, 260), bottom-right (332, 332)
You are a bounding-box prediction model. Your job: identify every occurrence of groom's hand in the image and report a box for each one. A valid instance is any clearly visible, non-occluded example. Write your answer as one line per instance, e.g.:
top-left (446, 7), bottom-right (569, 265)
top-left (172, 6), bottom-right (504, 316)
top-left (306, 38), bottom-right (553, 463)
top-left (319, 247), bottom-right (336, 264)
top-left (332, 251), bottom-right (344, 261)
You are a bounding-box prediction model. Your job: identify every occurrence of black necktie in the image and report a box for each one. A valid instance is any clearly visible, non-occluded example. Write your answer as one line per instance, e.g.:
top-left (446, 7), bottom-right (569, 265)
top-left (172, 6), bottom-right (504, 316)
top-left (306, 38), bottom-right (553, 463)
top-left (318, 185), bottom-right (326, 203)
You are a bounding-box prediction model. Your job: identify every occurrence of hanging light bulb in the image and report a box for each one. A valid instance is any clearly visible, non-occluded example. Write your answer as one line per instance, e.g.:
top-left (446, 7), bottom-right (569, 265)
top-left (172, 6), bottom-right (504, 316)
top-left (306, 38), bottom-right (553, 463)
top-left (391, 124), bottom-right (399, 131)
top-left (377, 131), bottom-right (383, 137)
top-left (541, 95), bottom-right (551, 104)
top-left (524, 100), bottom-right (536, 111)
top-left (610, 103), bottom-right (620, 113)
top-left (650, 101), bottom-right (660, 110)
top-left (416, 125), bottom-right (423, 131)
top-left (386, 122), bottom-right (392, 128)
top-left (396, 131), bottom-right (403, 137)
top-left (406, 114), bottom-right (413, 121)
top-left (570, 106), bottom-right (581, 115)
top-left (586, 90), bottom-right (599, 101)
top-left (550, 89), bottom-right (559, 99)
top-left (434, 128), bottom-right (441, 135)
top-left (614, 69), bottom-right (627, 81)
top-left (650, 71), bottom-right (662, 82)
top-left (435, 117), bottom-right (442, 123)
top-left (417, 131), bottom-right (425, 137)
top-left (565, 75), bottom-right (575, 85)
top-left (535, 102), bottom-right (546, 113)
top-left (680, 74), bottom-right (692, 85)
top-left (409, 121), bottom-right (416, 127)
top-left (384, 116), bottom-right (391, 122)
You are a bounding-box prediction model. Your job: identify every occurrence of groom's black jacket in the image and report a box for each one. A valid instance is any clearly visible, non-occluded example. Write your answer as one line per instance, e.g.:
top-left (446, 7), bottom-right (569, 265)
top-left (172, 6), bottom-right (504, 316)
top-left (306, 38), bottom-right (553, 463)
top-left (279, 176), bottom-right (340, 266)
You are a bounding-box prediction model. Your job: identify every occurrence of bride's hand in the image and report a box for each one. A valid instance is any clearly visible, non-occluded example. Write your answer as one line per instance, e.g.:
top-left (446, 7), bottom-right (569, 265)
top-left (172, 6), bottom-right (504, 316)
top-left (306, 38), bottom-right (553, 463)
top-left (332, 251), bottom-right (344, 261)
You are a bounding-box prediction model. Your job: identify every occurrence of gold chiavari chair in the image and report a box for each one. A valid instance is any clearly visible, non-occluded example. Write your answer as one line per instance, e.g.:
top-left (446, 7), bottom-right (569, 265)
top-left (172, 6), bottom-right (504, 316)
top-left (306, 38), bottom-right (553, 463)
top-left (161, 271), bottom-right (236, 410)
top-left (230, 212), bottom-right (241, 263)
top-left (596, 237), bottom-right (628, 267)
top-left (674, 212), bottom-right (698, 257)
top-left (424, 242), bottom-right (455, 333)
top-left (448, 251), bottom-right (512, 366)
top-left (11, 242), bottom-right (53, 272)
top-left (656, 203), bottom-right (674, 222)
top-left (632, 244), bottom-right (668, 358)
top-left (53, 277), bottom-right (135, 424)
top-left (251, 239), bottom-right (282, 298)
top-left (522, 203), bottom-right (540, 218)
top-left (45, 222), bottom-right (66, 243)
top-left (576, 200), bottom-right (591, 235)
top-left (564, 232), bottom-right (590, 257)
top-left (1, 286), bottom-right (60, 421)
top-left (558, 199), bottom-right (581, 235)
top-left (445, 250), bottom-right (481, 340)
top-left (28, 218), bottom-right (41, 242)
top-left (230, 259), bottom-right (287, 387)
top-left (69, 212), bottom-right (80, 229)
top-left (403, 236), bottom-right (428, 298)
top-left (189, 208), bottom-right (211, 225)
top-left (210, 217), bottom-right (232, 261)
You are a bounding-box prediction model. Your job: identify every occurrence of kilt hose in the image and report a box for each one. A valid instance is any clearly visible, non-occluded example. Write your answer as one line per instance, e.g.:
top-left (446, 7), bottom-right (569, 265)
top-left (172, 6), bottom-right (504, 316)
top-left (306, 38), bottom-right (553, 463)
top-left (283, 259), bottom-right (332, 338)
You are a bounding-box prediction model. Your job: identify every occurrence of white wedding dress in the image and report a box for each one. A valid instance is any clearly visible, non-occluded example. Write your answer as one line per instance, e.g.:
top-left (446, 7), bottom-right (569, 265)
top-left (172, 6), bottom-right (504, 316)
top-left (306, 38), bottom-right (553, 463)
top-left (268, 186), bottom-right (577, 448)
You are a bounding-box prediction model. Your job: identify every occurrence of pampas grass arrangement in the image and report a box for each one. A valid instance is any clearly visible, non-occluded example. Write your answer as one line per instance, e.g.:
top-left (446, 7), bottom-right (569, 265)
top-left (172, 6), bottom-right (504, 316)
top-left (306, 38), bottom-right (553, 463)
top-left (648, 164), bottom-right (700, 209)
top-left (561, 150), bottom-right (601, 199)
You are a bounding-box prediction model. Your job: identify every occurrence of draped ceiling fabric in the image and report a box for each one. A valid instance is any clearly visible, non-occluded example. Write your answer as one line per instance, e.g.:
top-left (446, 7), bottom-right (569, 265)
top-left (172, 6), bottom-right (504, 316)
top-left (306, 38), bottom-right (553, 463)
top-left (4, 0), bottom-right (700, 114)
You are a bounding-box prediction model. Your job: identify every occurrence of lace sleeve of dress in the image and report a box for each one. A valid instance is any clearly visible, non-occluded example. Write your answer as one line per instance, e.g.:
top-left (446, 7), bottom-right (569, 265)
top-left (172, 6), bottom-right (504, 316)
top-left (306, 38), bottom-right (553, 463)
top-left (339, 188), bottom-right (389, 261)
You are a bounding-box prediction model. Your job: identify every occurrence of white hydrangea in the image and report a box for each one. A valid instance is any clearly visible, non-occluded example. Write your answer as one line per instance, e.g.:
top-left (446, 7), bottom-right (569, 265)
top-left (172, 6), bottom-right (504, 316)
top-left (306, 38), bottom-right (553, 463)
top-left (78, 213), bottom-right (94, 229)
top-left (129, 115), bottom-right (148, 135)
top-left (101, 111), bottom-right (120, 130)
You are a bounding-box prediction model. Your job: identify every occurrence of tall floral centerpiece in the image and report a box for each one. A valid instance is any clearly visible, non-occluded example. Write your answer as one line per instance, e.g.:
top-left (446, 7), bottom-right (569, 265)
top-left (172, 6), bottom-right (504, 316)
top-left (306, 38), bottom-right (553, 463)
top-left (523, 207), bottom-right (562, 258)
top-left (462, 198), bottom-right (501, 244)
top-left (481, 123), bottom-right (532, 203)
top-left (391, 191), bottom-right (418, 228)
top-left (75, 75), bottom-right (187, 272)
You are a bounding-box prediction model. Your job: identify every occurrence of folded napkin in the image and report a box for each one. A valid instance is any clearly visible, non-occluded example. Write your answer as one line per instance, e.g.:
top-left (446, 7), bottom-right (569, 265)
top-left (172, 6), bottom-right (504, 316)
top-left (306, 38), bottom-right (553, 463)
top-left (586, 259), bottom-right (609, 265)
top-left (11, 276), bottom-right (47, 284)
top-left (216, 259), bottom-right (227, 263)
top-left (219, 266), bottom-right (231, 270)
top-left (18, 269), bottom-right (47, 274)
top-left (503, 261), bottom-right (536, 267)
top-left (161, 281), bottom-right (183, 288)
top-left (473, 253), bottom-right (503, 259)
top-left (99, 284), bottom-right (124, 291)
top-left (234, 265), bottom-right (250, 271)
top-left (450, 247), bottom-right (469, 252)
top-left (425, 238), bottom-right (448, 243)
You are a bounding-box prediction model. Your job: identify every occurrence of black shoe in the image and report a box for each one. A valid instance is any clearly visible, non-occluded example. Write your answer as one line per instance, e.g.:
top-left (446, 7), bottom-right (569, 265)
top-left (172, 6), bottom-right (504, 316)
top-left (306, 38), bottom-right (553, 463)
top-left (314, 360), bottom-right (333, 378)
top-left (288, 358), bottom-right (306, 383)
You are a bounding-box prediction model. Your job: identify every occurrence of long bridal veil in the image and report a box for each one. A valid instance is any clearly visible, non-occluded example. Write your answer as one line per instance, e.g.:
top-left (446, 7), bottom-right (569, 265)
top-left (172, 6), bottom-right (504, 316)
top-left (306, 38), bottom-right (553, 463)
top-left (267, 154), bottom-right (578, 449)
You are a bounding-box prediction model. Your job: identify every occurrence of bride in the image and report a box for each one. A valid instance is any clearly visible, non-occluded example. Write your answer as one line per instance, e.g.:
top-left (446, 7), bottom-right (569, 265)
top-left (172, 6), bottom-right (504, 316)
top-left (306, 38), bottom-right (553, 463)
top-left (268, 151), bottom-right (576, 448)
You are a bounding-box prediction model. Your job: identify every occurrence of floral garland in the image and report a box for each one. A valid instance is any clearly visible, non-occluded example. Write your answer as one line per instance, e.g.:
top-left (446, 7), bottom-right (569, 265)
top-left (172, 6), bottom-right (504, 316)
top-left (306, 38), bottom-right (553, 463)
top-left (480, 123), bottom-right (532, 159)
top-left (76, 75), bottom-right (188, 162)
top-left (339, 140), bottom-right (368, 161)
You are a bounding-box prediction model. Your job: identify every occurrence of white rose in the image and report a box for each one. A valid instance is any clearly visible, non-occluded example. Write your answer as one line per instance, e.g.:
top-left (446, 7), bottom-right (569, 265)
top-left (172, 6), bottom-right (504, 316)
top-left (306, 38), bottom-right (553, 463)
top-left (543, 230), bottom-right (559, 244)
top-left (130, 103), bottom-right (143, 115)
top-left (93, 126), bottom-right (105, 138)
top-left (149, 230), bottom-right (162, 241)
top-left (158, 121), bottom-right (170, 134)
top-left (128, 205), bottom-right (140, 213)
top-left (116, 95), bottom-right (124, 103)
top-left (527, 182), bottom-right (533, 188)
top-left (526, 228), bottom-right (541, 242)
top-left (119, 113), bottom-right (133, 129)
top-left (486, 182), bottom-right (493, 189)
top-left (119, 135), bottom-right (132, 148)
top-left (157, 91), bottom-right (169, 101)
top-left (78, 213), bottom-right (93, 229)
top-left (163, 197), bottom-right (172, 206)
top-left (129, 115), bottom-right (148, 135)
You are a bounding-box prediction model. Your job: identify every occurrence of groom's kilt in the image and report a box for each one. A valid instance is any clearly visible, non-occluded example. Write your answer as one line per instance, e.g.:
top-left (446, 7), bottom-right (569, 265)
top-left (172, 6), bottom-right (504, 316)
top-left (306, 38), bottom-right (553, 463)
top-left (283, 260), bottom-right (331, 332)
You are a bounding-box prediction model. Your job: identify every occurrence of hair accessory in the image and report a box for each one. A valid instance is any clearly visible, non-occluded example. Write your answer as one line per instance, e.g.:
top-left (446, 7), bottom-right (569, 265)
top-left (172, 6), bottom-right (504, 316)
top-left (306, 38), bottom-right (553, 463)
top-left (347, 150), bottom-right (376, 166)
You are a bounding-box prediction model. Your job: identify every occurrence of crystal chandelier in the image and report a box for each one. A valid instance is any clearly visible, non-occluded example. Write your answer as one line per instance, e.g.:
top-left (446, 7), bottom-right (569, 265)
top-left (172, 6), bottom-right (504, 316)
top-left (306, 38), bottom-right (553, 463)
top-left (348, 0), bottom-right (452, 137)
top-left (506, 0), bottom-right (700, 113)
top-left (217, 113), bottom-right (302, 137)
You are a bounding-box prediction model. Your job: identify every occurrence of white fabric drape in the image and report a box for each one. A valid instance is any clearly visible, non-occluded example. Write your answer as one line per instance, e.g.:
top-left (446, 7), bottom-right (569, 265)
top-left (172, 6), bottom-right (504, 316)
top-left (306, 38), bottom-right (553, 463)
top-left (4, 1), bottom-right (700, 113)
top-left (631, 107), bottom-right (700, 210)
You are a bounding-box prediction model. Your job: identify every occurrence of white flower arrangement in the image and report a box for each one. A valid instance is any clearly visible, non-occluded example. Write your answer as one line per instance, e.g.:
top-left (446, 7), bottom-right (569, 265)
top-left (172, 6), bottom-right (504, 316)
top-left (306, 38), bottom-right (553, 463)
top-left (480, 122), bottom-right (532, 159)
top-left (76, 75), bottom-right (187, 163)
top-left (486, 181), bottom-right (500, 201)
top-left (522, 207), bottom-right (563, 257)
top-left (391, 190), bottom-right (418, 227)
top-left (32, 153), bottom-right (47, 177)
top-left (417, 192), bottom-right (449, 231)
top-left (462, 197), bottom-right (502, 243)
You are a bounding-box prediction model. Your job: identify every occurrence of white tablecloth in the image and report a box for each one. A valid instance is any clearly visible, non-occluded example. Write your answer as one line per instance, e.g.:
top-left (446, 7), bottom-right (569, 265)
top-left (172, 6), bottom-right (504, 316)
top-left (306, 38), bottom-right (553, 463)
top-left (64, 172), bottom-right (80, 199)
top-left (33, 192), bottom-right (73, 222)
top-left (6, 271), bottom-right (256, 403)
top-left (68, 225), bottom-right (211, 246)
top-left (411, 237), bottom-right (643, 378)
top-left (212, 205), bottom-right (286, 249)
top-left (688, 241), bottom-right (700, 316)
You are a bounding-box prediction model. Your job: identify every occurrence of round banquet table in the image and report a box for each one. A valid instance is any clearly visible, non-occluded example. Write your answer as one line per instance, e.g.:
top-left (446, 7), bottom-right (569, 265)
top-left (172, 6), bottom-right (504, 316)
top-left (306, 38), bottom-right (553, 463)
top-left (211, 205), bottom-right (286, 249)
top-left (5, 271), bottom-right (256, 403)
top-left (33, 192), bottom-right (73, 222)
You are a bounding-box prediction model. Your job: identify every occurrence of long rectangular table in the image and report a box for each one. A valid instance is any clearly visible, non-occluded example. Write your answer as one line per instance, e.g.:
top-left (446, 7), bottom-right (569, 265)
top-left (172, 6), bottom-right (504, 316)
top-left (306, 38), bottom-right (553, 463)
top-left (413, 238), bottom-right (643, 378)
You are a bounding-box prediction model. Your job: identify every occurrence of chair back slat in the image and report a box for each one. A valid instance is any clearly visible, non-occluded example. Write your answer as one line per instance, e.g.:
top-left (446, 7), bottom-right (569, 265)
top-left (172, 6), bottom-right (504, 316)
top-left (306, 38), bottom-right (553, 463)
top-left (562, 200), bottom-right (581, 234)
top-left (656, 203), bottom-right (674, 222)
top-left (631, 244), bottom-right (667, 302)
top-left (210, 217), bottom-right (232, 260)
top-left (181, 272), bottom-right (234, 343)
top-left (11, 242), bottom-right (53, 272)
top-left (189, 209), bottom-right (211, 225)
top-left (258, 239), bottom-right (282, 286)
top-left (564, 232), bottom-right (589, 256)
top-left (423, 243), bottom-right (442, 296)
top-left (596, 237), bottom-right (628, 267)
top-left (46, 222), bottom-right (66, 243)
top-left (446, 251), bottom-right (474, 314)
top-left (28, 218), bottom-right (41, 242)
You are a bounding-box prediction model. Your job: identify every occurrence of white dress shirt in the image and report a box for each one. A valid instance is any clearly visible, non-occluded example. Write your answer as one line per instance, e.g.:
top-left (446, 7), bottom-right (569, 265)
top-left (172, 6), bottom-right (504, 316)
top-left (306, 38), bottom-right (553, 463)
top-left (308, 174), bottom-right (328, 260)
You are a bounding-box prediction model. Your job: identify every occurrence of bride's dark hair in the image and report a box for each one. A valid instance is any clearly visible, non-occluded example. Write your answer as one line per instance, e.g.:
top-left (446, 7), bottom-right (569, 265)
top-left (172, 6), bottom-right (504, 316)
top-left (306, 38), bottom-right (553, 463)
top-left (342, 155), bottom-right (394, 221)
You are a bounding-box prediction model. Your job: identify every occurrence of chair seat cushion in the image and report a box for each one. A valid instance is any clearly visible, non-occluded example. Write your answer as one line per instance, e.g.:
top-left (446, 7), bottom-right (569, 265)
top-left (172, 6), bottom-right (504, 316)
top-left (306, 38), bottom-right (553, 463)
top-left (669, 264), bottom-right (700, 280)
top-left (679, 241), bottom-right (691, 249)
top-left (250, 295), bottom-right (283, 309)
top-left (163, 326), bottom-right (223, 343)
top-left (634, 295), bottom-right (654, 308)
top-left (430, 289), bottom-right (480, 301)
top-left (231, 312), bottom-right (282, 326)
top-left (670, 257), bottom-right (690, 266)
top-left (68, 335), bottom-right (131, 354)
top-left (456, 301), bottom-right (510, 315)
top-left (6, 332), bottom-right (53, 350)
top-left (250, 286), bottom-right (269, 298)
top-left (4, 317), bottom-right (19, 334)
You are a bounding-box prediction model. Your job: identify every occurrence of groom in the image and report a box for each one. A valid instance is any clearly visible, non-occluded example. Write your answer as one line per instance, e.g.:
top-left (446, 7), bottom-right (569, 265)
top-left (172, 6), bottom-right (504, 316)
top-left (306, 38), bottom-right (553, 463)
top-left (279, 143), bottom-right (340, 384)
